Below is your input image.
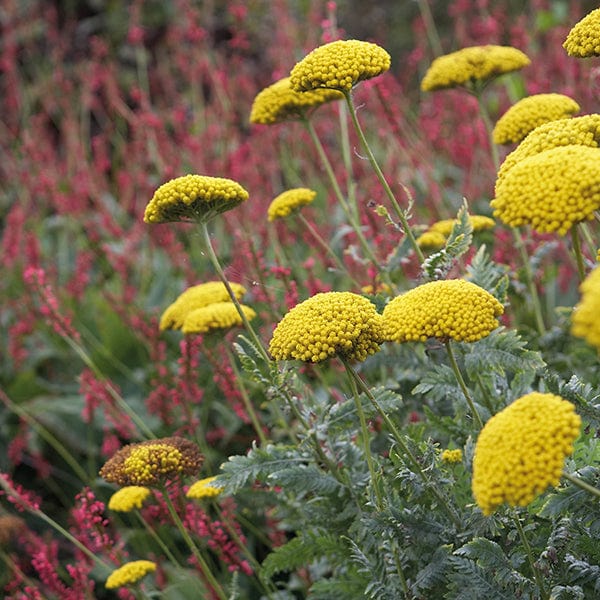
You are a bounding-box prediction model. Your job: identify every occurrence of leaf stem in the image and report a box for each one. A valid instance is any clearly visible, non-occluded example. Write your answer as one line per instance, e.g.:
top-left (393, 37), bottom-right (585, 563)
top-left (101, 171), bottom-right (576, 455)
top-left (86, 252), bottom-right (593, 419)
top-left (562, 470), bottom-right (600, 499)
top-left (513, 513), bottom-right (549, 600)
top-left (571, 224), bottom-right (587, 282)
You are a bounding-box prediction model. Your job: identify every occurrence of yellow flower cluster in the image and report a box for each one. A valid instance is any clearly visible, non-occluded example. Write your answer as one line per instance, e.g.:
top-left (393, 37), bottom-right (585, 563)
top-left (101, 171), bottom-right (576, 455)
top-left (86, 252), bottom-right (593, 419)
top-left (420, 45), bottom-right (530, 92)
top-left (108, 486), bottom-right (151, 512)
top-left (186, 475), bottom-right (224, 499)
top-left (105, 560), bottom-right (157, 589)
top-left (250, 77), bottom-right (342, 125)
top-left (382, 280), bottom-right (503, 343)
top-left (416, 230), bottom-right (447, 251)
top-left (571, 267), bottom-right (600, 350)
top-left (563, 8), bottom-right (600, 57)
top-left (290, 39), bottom-right (391, 93)
top-left (182, 302), bottom-right (256, 335)
top-left (417, 214), bottom-right (495, 249)
top-left (497, 114), bottom-right (600, 182)
top-left (441, 449), bottom-right (463, 464)
top-left (160, 281), bottom-right (246, 331)
top-left (99, 437), bottom-right (203, 487)
top-left (269, 292), bottom-right (384, 363)
top-left (472, 392), bottom-right (581, 515)
top-left (491, 145), bottom-right (600, 235)
top-left (492, 94), bottom-right (580, 145)
top-left (144, 175), bottom-right (249, 224)
top-left (268, 188), bottom-right (317, 221)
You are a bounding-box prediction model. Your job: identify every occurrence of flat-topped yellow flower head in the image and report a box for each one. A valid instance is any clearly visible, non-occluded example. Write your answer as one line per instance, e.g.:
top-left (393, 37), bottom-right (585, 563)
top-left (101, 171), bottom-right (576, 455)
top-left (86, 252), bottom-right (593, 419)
top-left (250, 77), bottom-right (342, 125)
top-left (472, 392), bottom-right (581, 515)
top-left (105, 560), bottom-right (157, 589)
top-left (571, 267), bottom-right (600, 349)
top-left (160, 281), bottom-right (246, 331)
top-left (144, 175), bottom-right (248, 224)
top-left (108, 486), bottom-right (151, 512)
top-left (269, 291), bottom-right (384, 363)
top-left (187, 476), bottom-right (224, 499)
top-left (491, 145), bottom-right (600, 235)
top-left (493, 94), bottom-right (580, 145)
top-left (564, 8), bottom-right (600, 57)
top-left (416, 230), bottom-right (447, 250)
top-left (290, 39), bottom-right (391, 93)
top-left (441, 449), bottom-right (463, 464)
top-left (421, 45), bottom-right (530, 92)
top-left (267, 188), bottom-right (317, 221)
top-left (182, 302), bottom-right (256, 335)
top-left (382, 279), bottom-right (503, 343)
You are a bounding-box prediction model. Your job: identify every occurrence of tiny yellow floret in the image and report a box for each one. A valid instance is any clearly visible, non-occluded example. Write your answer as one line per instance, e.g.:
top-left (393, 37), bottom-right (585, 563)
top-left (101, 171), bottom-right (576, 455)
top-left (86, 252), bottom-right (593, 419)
top-left (269, 291), bottom-right (384, 363)
top-left (108, 486), bottom-right (151, 512)
top-left (441, 449), bottom-right (463, 464)
top-left (105, 560), bottom-right (157, 589)
top-left (472, 392), bottom-right (581, 515)
top-left (571, 266), bottom-right (600, 350)
top-left (290, 39), bottom-right (391, 93)
top-left (187, 476), bottom-right (224, 499)
top-left (382, 279), bottom-right (503, 343)
top-left (492, 94), bottom-right (580, 145)
top-left (563, 8), bottom-right (600, 57)
top-left (421, 45), bottom-right (530, 92)
top-left (182, 302), bottom-right (256, 335)
top-left (268, 188), bottom-right (317, 221)
top-left (144, 175), bottom-right (248, 224)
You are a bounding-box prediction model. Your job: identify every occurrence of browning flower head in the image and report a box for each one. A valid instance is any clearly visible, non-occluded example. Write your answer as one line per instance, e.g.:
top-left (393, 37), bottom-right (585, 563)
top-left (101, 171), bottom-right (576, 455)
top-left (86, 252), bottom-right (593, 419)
top-left (108, 486), bottom-right (151, 512)
top-left (290, 39), bottom-right (391, 93)
top-left (186, 475), bottom-right (224, 499)
top-left (105, 560), bottom-right (157, 589)
top-left (0, 515), bottom-right (26, 546)
top-left (267, 188), bottom-right (317, 221)
top-left (492, 94), bottom-right (580, 145)
top-left (563, 8), bottom-right (600, 57)
top-left (491, 145), bottom-right (600, 235)
top-left (249, 77), bottom-right (342, 124)
top-left (441, 449), bottom-right (463, 464)
top-left (421, 45), bottom-right (530, 92)
top-left (160, 281), bottom-right (247, 331)
top-left (472, 392), bottom-right (581, 515)
top-left (99, 437), bottom-right (203, 487)
top-left (269, 291), bottom-right (384, 363)
top-left (144, 175), bottom-right (249, 224)
top-left (181, 302), bottom-right (256, 335)
top-left (571, 266), bottom-right (600, 349)
top-left (382, 279), bottom-right (503, 343)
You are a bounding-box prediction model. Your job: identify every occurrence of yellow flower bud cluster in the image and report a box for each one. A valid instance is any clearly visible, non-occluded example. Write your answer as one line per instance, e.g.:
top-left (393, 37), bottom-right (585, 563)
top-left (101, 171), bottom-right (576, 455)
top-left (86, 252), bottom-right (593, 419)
top-left (144, 175), bottom-right (249, 224)
top-left (420, 45), bottom-right (530, 92)
top-left (571, 266), bottom-right (600, 350)
top-left (160, 281), bottom-right (246, 331)
top-left (416, 230), bottom-right (447, 251)
top-left (250, 77), bottom-right (342, 125)
top-left (108, 486), bottom-right (151, 512)
top-left (105, 560), bottom-right (157, 589)
top-left (441, 449), bottom-right (463, 464)
top-left (563, 8), bottom-right (600, 57)
top-left (417, 215), bottom-right (495, 249)
top-left (99, 437), bottom-right (203, 487)
top-left (267, 188), bottom-right (317, 221)
top-left (492, 94), bottom-right (580, 145)
top-left (186, 475), bottom-right (224, 499)
top-left (472, 392), bottom-right (581, 515)
top-left (491, 145), bottom-right (600, 235)
top-left (182, 302), bottom-right (256, 335)
top-left (269, 292), bottom-right (384, 363)
top-left (382, 280), bottom-right (503, 343)
top-left (290, 40), bottom-right (391, 93)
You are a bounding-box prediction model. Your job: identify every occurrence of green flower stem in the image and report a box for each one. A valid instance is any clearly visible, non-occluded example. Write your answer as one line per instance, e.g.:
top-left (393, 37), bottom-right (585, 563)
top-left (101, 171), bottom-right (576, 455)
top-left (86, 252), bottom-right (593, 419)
top-left (342, 91), bottom-right (425, 264)
top-left (579, 222), bottom-right (598, 258)
top-left (474, 93), bottom-right (501, 171)
top-left (444, 340), bottom-right (484, 430)
top-left (562, 470), bottom-right (600, 499)
top-left (513, 513), bottom-right (549, 600)
top-left (134, 510), bottom-right (184, 568)
top-left (571, 224), bottom-right (587, 282)
top-left (416, 0), bottom-right (443, 57)
top-left (159, 485), bottom-right (228, 600)
top-left (199, 220), bottom-right (271, 364)
top-left (343, 360), bottom-right (385, 509)
top-left (337, 97), bottom-right (358, 221)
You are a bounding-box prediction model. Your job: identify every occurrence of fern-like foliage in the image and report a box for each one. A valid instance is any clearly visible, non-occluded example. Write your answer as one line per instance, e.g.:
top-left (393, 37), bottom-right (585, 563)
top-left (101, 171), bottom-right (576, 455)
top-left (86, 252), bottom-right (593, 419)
top-left (465, 244), bottom-right (509, 303)
top-left (543, 371), bottom-right (600, 428)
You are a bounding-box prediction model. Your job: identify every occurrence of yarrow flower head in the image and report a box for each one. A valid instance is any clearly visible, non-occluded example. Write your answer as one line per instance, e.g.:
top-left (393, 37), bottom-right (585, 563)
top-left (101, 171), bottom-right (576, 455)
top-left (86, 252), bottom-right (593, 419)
top-left (417, 214), bottom-right (496, 248)
top-left (160, 281), bottom-right (247, 331)
top-left (421, 45), bottom-right (530, 92)
top-left (563, 8), bottom-right (600, 57)
top-left (186, 475), bottom-right (224, 499)
top-left (269, 291), bottom-right (384, 363)
top-left (108, 486), bottom-right (151, 512)
top-left (290, 39), bottom-right (391, 93)
top-left (492, 94), bottom-right (580, 145)
top-left (472, 392), bottom-right (581, 515)
top-left (249, 77), bottom-right (342, 125)
top-left (416, 230), bottom-right (447, 251)
top-left (105, 560), bottom-right (157, 589)
top-left (571, 266), bottom-right (600, 349)
top-left (491, 145), bottom-right (600, 235)
top-left (441, 449), bottom-right (463, 464)
top-left (99, 437), bottom-right (203, 487)
top-left (268, 188), bottom-right (317, 221)
top-left (382, 279), bottom-right (503, 343)
top-left (181, 302), bottom-right (256, 335)
top-left (144, 175), bottom-right (249, 224)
